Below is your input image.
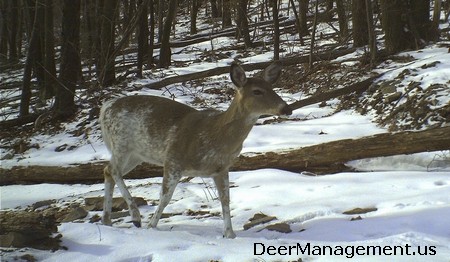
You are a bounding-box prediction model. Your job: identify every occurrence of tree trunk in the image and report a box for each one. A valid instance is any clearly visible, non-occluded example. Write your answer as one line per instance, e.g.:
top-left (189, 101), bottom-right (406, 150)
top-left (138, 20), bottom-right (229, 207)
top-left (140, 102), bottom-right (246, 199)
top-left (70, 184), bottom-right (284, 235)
top-left (124, 0), bottom-right (136, 39)
top-left (149, 0), bottom-right (155, 66)
top-left (20, 0), bottom-right (41, 117)
top-left (259, 0), bottom-right (265, 21)
top-left (336, 0), bottom-right (348, 41)
top-left (33, 0), bottom-right (46, 100)
top-left (410, 0), bottom-right (438, 45)
top-left (137, 0), bottom-right (149, 77)
top-left (445, 1), bottom-right (450, 22)
top-left (98, 0), bottom-right (118, 86)
top-left (272, 0), bottom-right (280, 60)
top-left (41, 0), bottom-right (56, 100)
top-left (211, 0), bottom-right (219, 18)
top-left (237, 0), bottom-right (252, 48)
top-left (324, 0), bottom-right (333, 22)
top-left (2, 126), bottom-right (449, 185)
top-left (190, 0), bottom-right (200, 35)
top-left (16, 1), bottom-right (23, 58)
top-left (6, 0), bottom-right (19, 61)
top-left (157, 0), bottom-right (164, 43)
top-left (298, 0), bottom-right (309, 36)
top-left (83, 0), bottom-right (98, 78)
top-left (309, 0), bottom-right (318, 68)
top-left (54, 0), bottom-right (81, 120)
top-left (0, 2), bottom-right (7, 60)
top-left (380, 0), bottom-right (403, 53)
top-left (159, 0), bottom-right (177, 68)
top-left (433, 0), bottom-right (442, 24)
top-left (379, 0), bottom-right (433, 54)
top-left (289, 0), bottom-right (304, 45)
top-left (352, 0), bottom-right (368, 47)
top-left (365, 0), bottom-right (377, 67)
top-left (222, 0), bottom-right (232, 28)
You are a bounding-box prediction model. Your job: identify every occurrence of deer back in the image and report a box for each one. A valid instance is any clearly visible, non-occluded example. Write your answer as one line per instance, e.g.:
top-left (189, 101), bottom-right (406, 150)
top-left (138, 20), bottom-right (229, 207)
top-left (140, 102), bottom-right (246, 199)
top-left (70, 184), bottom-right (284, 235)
top-left (100, 95), bottom-right (196, 166)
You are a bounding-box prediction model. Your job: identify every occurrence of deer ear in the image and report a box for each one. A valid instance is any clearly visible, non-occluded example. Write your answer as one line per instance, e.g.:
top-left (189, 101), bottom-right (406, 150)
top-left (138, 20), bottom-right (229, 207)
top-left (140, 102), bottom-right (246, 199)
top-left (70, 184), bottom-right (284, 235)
top-left (230, 62), bottom-right (247, 88)
top-left (263, 61), bottom-right (282, 84)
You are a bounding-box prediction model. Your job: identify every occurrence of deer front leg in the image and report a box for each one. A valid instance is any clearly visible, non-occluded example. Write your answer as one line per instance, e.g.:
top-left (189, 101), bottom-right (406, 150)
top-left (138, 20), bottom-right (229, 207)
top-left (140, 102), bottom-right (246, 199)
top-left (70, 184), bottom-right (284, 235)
top-left (149, 169), bottom-right (181, 228)
top-left (213, 172), bottom-right (236, 239)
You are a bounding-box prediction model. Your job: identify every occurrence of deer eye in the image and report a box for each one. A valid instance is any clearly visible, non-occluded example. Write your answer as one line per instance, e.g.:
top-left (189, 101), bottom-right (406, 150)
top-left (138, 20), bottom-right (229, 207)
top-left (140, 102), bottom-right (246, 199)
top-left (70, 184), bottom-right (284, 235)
top-left (252, 89), bottom-right (264, 96)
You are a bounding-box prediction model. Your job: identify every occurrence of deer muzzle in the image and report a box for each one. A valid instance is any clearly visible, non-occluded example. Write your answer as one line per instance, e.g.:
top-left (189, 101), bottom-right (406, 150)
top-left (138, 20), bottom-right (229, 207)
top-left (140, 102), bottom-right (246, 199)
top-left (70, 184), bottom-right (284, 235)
top-left (280, 104), bottom-right (293, 116)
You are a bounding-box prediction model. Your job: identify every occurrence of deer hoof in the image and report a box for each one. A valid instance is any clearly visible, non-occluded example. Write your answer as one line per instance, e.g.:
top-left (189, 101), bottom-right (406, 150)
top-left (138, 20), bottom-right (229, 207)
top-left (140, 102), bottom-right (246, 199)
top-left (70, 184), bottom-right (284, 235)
top-left (132, 221), bottom-right (142, 228)
top-left (223, 231), bottom-right (236, 239)
top-left (101, 217), bottom-right (112, 226)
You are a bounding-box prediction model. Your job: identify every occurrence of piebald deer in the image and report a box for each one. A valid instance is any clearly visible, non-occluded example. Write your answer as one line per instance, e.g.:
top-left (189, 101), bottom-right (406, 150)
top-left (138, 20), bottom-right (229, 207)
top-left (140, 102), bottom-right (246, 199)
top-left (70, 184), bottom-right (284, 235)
top-left (100, 62), bottom-right (292, 238)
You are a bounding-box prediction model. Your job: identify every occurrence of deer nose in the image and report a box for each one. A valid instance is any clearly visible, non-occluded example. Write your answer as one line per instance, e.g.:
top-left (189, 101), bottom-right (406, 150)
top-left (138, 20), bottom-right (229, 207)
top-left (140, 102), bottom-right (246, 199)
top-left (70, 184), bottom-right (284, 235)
top-left (281, 105), bottom-right (292, 116)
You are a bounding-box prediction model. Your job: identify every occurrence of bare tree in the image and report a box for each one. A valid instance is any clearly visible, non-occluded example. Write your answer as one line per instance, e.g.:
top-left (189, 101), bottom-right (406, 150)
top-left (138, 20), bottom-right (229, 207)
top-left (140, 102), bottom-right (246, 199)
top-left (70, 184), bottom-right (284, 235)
top-left (222, 0), bottom-right (232, 28)
top-left (0, 2), bottom-right (7, 60)
top-left (81, 0), bottom-right (98, 78)
top-left (433, 0), bottom-right (442, 26)
top-left (137, 0), bottom-right (149, 77)
top-left (210, 0), bottom-right (219, 18)
top-left (159, 0), bottom-right (177, 68)
top-left (336, 0), bottom-right (348, 41)
top-left (157, 0), bottom-right (164, 42)
top-left (148, 0), bottom-right (155, 66)
top-left (352, 0), bottom-right (368, 47)
top-left (6, 0), bottom-right (19, 62)
top-left (324, 0), bottom-right (333, 21)
top-left (54, 0), bottom-right (81, 119)
top-left (20, 0), bottom-right (42, 116)
top-left (380, 0), bottom-right (436, 54)
top-left (21, 0), bottom-right (57, 101)
top-left (289, 0), bottom-right (304, 45)
top-left (190, 0), bottom-right (201, 34)
top-left (237, 0), bottom-right (252, 48)
top-left (41, 0), bottom-right (56, 100)
top-left (365, 0), bottom-right (377, 67)
top-left (309, 0), bottom-right (318, 68)
top-left (272, 0), bottom-right (280, 60)
top-left (298, 0), bottom-right (309, 36)
top-left (98, 0), bottom-right (119, 86)
top-left (410, 0), bottom-right (439, 44)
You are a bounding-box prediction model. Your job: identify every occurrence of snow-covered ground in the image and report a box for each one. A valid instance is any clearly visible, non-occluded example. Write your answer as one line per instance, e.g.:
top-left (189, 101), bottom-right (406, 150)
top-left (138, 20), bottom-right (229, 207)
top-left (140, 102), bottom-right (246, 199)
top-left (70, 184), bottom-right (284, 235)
top-left (2, 170), bottom-right (449, 261)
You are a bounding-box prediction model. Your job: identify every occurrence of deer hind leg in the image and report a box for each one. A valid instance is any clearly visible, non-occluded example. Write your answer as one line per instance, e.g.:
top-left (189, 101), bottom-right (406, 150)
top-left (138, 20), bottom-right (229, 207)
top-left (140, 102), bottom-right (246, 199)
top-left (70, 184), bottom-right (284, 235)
top-left (102, 165), bottom-right (115, 226)
top-left (213, 173), bottom-right (236, 239)
top-left (108, 156), bottom-right (143, 227)
top-left (149, 168), bottom-right (181, 228)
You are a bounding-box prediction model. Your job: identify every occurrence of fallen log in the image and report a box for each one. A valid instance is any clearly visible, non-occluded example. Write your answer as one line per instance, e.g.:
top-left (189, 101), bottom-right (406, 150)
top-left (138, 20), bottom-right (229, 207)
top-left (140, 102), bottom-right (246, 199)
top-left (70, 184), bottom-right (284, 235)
top-left (1, 126), bottom-right (449, 185)
top-left (289, 74), bottom-right (380, 110)
top-left (118, 17), bottom-right (293, 56)
top-left (142, 47), bottom-right (356, 90)
top-left (0, 210), bottom-right (62, 250)
top-left (235, 126), bottom-right (450, 173)
top-left (0, 112), bottom-right (40, 130)
top-left (0, 163), bottom-right (162, 185)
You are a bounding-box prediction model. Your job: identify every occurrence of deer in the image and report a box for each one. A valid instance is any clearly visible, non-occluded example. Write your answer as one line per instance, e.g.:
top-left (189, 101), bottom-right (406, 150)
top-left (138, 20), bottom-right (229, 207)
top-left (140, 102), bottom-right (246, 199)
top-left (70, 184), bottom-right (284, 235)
top-left (99, 62), bottom-right (292, 238)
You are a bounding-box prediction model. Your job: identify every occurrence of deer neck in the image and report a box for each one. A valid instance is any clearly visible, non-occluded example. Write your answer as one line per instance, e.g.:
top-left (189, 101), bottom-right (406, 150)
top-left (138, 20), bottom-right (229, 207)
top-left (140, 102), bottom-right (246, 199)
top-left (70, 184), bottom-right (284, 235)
top-left (215, 96), bottom-right (259, 142)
